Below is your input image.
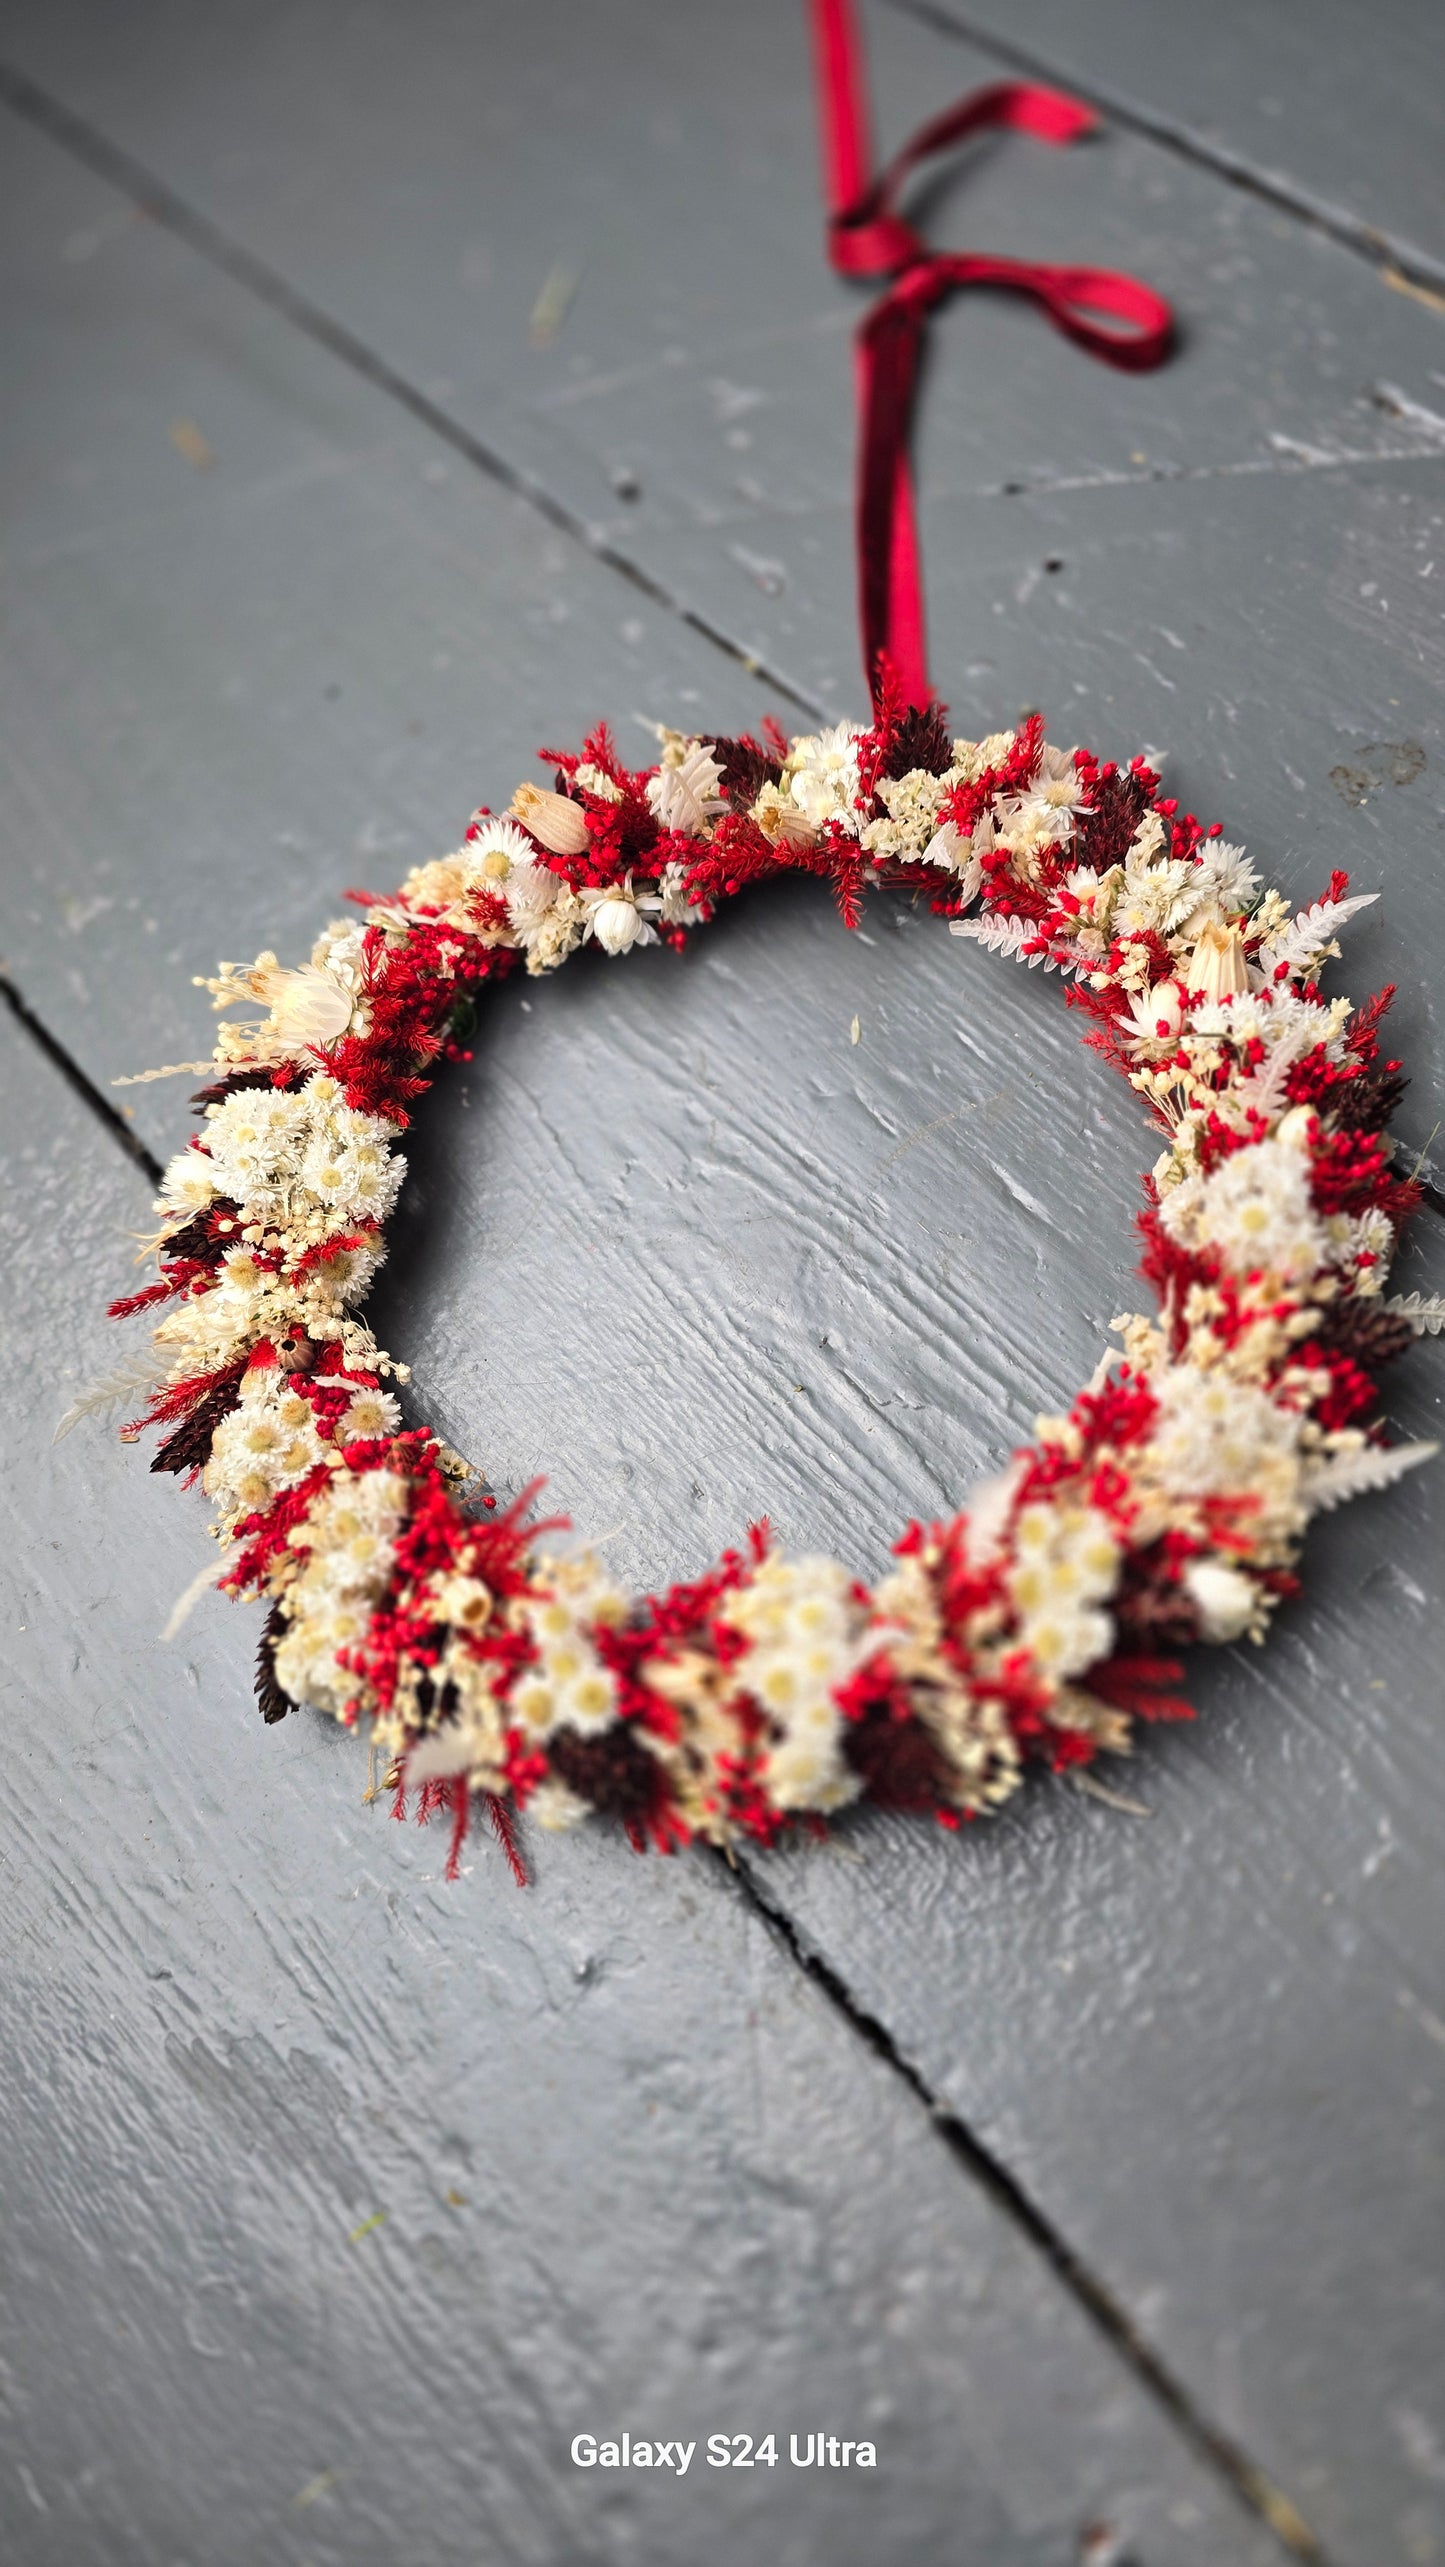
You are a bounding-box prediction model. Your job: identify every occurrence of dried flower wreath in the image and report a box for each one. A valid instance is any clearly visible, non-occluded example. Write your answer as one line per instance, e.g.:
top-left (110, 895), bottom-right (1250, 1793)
top-left (91, 0), bottom-right (1438, 1879)
top-left (98, 690), bottom-right (1439, 1877)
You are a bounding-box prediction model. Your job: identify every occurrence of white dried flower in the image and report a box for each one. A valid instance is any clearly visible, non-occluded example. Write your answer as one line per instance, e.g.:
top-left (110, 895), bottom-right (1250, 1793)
top-left (726, 1554), bottom-right (881, 1813)
top-left (160, 1150), bottom-right (221, 1214)
top-left (750, 780), bottom-right (817, 847)
top-left (1031, 742), bottom-right (1086, 812)
top-left (862, 767), bottom-right (950, 863)
top-left (527, 1777), bottom-right (595, 1832)
top-left (920, 819), bottom-right (975, 873)
top-left (1142, 1366), bottom-right (1304, 1519)
top-left (784, 722), bottom-right (865, 836)
top-left (1183, 838), bottom-right (1258, 920)
top-left (646, 739), bottom-right (726, 836)
top-left (502, 857), bottom-right (565, 929)
top-left (335, 1389), bottom-right (402, 1444)
top-left (654, 861), bottom-right (704, 927)
top-left (1196, 1134), bottom-right (1329, 1282)
top-left (428, 1571), bottom-right (495, 1633)
top-left (463, 817), bottom-right (536, 888)
top-left (1182, 1559), bottom-right (1259, 1642)
top-left (1007, 1503), bottom-right (1119, 1681)
top-left (1121, 981), bottom-right (1184, 1047)
top-left (585, 885), bottom-right (658, 957)
top-left (519, 899), bottom-right (586, 976)
top-left (573, 762), bottom-right (623, 802)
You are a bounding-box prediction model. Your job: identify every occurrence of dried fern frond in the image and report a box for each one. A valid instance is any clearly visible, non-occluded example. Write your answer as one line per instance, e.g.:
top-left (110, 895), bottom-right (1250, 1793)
top-left (111, 1059), bottom-right (216, 1086)
top-left (54, 1350), bottom-right (169, 1443)
top-left (1384, 1292), bottom-right (1445, 1336)
top-left (1256, 891), bottom-right (1378, 981)
top-left (1300, 1439), bottom-right (1438, 1515)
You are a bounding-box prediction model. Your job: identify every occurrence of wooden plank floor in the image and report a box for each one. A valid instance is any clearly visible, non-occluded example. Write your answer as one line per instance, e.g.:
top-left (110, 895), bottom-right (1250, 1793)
top-left (1, 6), bottom-right (1442, 2563)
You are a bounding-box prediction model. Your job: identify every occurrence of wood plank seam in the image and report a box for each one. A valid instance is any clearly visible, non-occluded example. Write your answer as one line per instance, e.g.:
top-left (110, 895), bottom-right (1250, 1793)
top-left (730, 1846), bottom-right (1330, 2561)
top-left (0, 972), bottom-right (163, 1186)
top-left (0, 60), bottom-right (828, 726)
top-left (886, 0), bottom-right (1445, 300)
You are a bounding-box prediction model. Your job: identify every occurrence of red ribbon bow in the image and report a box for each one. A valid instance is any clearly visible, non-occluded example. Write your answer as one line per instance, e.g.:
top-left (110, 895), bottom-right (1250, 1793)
top-left (809, 0), bottom-right (1175, 708)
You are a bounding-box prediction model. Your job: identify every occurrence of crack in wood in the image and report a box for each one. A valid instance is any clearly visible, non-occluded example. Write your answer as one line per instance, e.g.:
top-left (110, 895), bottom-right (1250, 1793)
top-left (726, 1843), bottom-right (1333, 2563)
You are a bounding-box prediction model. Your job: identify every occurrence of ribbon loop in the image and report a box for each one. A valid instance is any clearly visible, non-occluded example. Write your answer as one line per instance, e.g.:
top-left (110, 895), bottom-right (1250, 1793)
top-left (809, 0), bottom-right (1176, 706)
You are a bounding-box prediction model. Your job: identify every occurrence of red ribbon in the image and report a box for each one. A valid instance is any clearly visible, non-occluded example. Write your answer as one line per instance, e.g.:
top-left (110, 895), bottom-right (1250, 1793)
top-left (809, 0), bottom-right (1175, 708)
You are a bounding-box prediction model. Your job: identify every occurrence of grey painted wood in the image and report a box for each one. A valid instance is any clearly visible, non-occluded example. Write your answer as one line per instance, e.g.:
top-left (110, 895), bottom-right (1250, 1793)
top-left (894, 0), bottom-right (1445, 284)
top-left (6, 0), bottom-right (1443, 523)
top-left (371, 805), bottom-right (1445, 2567)
top-left (4, 0), bottom-right (1445, 1142)
top-left (2, 16), bottom-right (1445, 2565)
top-left (0, 109), bottom-right (769, 1164)
top-left (0, 1006), bottom-right (1287, 2567)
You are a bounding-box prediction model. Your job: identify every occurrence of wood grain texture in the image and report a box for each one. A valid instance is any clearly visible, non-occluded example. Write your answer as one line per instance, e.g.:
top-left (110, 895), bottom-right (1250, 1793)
top-left (0, 1008), bottom-right (1286, 2567)
top-left (0, 109), bottom-right (770, 1162)
top-left (5, 0), bottom-right (1442, 516)
top-left (2, 8), bottom-right (1444, 2562)
top-left (2, 0), bottom-right (1443, 1140)
top-left (891, 0), bottom-right (1445, 284)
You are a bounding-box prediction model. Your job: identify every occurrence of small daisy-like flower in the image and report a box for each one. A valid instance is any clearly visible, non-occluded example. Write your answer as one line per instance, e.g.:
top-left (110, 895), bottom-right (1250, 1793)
top-left (1143, 1366), bottom-right (1303, 1508)
top-left (511, 1674), bottom-right (556, 1733)
top-left (160, 1152), bottom-right (221, 1214)
top-left (1031, 742), bottom-right (1086, 814)
top-left (785, 722), bottom-right (865, 835)
top-left (1183, 838), bottom-right (1259, 920)
top-left (463, 817), bottom-right (535, 887)
top-left (1007, 1503), bottom-right (1119, 1682)
top-left (1196, 1134), bottom-right (1327, 1282)
top-left (557, 1667), bottom-right (617, 1734)
top-left (335, 1388), bottom-right (401, 1444)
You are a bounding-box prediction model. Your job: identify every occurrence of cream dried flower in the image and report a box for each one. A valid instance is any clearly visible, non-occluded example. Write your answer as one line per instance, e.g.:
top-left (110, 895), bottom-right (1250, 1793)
top-left (1182, 918), bottom-right (1251, 1001)
top-left (509, 782), bottom-right (590, 855)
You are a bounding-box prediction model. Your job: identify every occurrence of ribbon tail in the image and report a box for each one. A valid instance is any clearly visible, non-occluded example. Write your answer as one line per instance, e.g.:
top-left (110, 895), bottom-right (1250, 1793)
top-left (809, 0), bottom-right (1176, 709)
top-left (808, 0), bottom-right (874, 217)
top-left (886, 441), bottom-right (927, 711)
